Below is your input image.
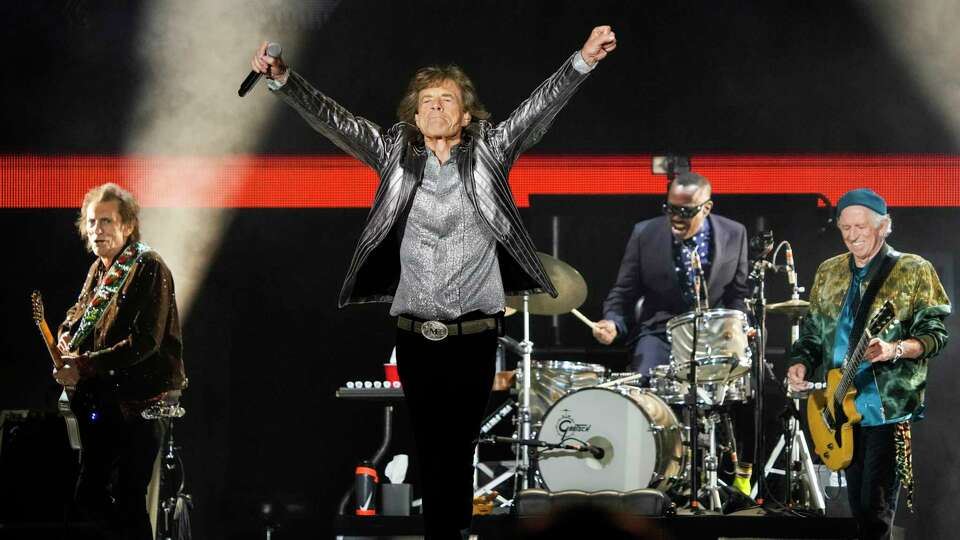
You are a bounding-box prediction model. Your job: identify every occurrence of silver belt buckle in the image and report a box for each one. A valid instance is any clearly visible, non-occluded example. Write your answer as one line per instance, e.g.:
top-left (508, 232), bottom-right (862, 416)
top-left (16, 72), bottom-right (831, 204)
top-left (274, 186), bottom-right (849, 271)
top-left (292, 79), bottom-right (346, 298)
top-left (421, 320), bottom-right (449, 341)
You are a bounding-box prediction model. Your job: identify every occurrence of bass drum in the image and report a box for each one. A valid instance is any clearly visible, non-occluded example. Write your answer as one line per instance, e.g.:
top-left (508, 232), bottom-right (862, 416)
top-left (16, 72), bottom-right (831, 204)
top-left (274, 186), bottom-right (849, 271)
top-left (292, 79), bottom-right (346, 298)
top-left (535, 387), bottom-right (685, 493)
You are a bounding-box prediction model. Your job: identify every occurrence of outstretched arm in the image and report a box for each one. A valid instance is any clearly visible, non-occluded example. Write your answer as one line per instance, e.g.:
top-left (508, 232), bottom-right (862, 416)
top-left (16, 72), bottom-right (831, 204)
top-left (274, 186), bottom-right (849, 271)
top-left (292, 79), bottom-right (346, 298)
top-left (492, 26), bottom-right (617, 163)
top-left (250, 41), bottom-right (392, 171)
top-left (579, 25), bottom-right (618, 66)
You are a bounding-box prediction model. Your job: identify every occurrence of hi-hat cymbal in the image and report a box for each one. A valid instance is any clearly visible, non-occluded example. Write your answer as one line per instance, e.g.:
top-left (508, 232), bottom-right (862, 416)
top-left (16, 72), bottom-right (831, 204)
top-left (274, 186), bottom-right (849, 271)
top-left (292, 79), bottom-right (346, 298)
top-left (506, 252), bottom-right (588, 315)
top-left (766, 298), bottom-right (810, 319)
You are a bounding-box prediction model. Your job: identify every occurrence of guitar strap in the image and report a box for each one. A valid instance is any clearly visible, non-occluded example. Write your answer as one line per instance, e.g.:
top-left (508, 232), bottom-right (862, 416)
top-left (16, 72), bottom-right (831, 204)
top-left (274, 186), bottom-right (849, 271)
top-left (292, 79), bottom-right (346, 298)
top-left (68, 241), bottom-right (152, 351)
top-left (845, 249), bottom-right (900, 360)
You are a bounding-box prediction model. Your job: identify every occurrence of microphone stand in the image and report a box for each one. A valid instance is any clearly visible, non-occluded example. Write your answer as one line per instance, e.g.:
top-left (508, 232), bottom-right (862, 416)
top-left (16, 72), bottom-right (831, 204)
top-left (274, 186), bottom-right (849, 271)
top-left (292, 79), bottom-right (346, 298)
top-left (749, 256), bottom-right (769, 504)
top-left (479, 436), bottom-right (604, 460)
top-left (687, 252), bottom-right (704, 513)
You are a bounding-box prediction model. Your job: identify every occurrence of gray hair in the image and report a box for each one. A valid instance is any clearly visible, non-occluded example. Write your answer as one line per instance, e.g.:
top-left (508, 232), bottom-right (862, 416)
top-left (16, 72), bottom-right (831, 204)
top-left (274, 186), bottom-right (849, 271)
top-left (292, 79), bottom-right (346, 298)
top-left (865, 207), bottom-right (893, 238)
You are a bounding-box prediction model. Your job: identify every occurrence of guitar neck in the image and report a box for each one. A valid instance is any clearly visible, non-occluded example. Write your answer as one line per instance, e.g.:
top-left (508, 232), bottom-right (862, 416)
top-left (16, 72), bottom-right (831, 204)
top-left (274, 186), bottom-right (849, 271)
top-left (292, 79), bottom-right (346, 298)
top-left (834, 330), bottom-right (872, 402)
top-left (36, 318), bottom-right (64, 369)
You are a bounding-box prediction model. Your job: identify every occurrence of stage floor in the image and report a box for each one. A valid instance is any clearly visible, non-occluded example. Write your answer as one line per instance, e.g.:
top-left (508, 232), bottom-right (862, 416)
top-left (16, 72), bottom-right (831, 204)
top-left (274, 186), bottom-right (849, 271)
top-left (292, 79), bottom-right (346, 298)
top-left (335, 508), bottom-right (861, 539)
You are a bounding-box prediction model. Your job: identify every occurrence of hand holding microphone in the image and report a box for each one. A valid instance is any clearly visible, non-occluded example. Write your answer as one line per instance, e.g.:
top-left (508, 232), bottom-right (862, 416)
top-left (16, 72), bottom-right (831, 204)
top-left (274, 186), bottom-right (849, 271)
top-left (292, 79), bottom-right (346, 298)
top-left (241, 41), bottom-right (285, 97)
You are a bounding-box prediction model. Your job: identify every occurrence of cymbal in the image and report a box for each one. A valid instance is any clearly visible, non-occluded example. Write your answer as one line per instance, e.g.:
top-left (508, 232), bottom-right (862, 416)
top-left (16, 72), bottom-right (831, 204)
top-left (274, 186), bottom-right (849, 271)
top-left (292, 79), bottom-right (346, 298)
top-left (504, 306), bottom-right (518, 317)
top-left (766, 298), bottom-right (810, 319)
top-left (506, 252), bottom-right (588, 315)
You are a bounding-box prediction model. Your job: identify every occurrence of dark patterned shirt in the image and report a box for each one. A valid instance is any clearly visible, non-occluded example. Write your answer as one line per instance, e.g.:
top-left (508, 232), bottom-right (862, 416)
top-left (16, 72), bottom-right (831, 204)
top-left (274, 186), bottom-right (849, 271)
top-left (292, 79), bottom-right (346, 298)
top-left (672, 217), bottom-right (713, 307)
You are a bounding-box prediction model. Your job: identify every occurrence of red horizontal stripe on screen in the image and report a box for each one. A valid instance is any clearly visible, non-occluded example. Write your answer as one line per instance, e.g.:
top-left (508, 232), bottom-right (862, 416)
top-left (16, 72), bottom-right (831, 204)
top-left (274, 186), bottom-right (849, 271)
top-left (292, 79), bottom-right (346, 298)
top-left (2, 154), bottom-right (958, 208)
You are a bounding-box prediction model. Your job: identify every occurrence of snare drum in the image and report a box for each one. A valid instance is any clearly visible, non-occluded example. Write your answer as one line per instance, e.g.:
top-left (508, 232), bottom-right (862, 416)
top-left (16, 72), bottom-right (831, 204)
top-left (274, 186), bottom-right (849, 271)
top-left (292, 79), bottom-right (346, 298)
top-left (667, 308), bottom-right (752, 382)
top-left (517, 360), bottom-right (607, 425)
top-left (535, 386), bottom-right (685, 493)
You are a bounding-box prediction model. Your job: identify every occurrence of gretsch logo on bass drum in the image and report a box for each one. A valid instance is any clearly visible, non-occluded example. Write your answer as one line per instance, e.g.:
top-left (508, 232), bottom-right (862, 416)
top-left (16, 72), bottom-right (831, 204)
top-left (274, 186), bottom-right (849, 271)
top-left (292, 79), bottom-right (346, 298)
top-left (555, 409), bottom-right (591, 440)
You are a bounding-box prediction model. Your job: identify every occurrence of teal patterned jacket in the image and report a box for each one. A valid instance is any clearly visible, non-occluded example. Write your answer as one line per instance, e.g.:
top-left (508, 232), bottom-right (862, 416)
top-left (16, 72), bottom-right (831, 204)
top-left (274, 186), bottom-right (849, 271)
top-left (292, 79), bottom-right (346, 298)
top-left (792, 243), bottom-right (951, 421)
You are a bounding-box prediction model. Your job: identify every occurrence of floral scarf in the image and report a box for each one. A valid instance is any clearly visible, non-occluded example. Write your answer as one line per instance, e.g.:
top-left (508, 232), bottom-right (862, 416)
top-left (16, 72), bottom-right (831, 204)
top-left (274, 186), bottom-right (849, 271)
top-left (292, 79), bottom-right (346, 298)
top-left (68, 242), bottom-right (151, 351)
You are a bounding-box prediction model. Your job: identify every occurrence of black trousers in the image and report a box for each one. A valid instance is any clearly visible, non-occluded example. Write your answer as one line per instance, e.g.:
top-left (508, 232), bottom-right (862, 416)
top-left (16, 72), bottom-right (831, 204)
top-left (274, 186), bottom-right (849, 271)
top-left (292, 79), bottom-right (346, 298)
top-left (845, 423), bottom-right (900, 540)
top-left (74, 407), bottom-right (165, 540)
top-left (395, 318), bottom-right (498, 540)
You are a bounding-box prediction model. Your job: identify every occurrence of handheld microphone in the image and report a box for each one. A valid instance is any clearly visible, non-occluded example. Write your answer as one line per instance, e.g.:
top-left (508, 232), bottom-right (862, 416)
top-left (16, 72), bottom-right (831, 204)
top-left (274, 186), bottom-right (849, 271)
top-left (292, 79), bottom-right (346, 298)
top-left (239, 42), bottom-right (283, 97)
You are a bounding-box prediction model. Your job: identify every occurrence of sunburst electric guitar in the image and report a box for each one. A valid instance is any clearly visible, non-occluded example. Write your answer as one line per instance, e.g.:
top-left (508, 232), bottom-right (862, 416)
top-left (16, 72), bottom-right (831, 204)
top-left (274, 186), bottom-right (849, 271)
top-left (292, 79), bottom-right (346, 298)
top-left (31, 291), bottom-right (82, 450)
top-left (807, 300), bottom-right (896, 471)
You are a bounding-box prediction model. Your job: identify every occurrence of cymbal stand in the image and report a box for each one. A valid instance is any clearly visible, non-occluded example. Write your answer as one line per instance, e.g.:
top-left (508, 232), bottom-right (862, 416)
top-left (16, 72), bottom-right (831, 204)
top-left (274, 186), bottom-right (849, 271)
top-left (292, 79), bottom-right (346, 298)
top-left (757, 318), bottom-right (825, 512)
top-left (142, 402), bottom-right (191, 540)
top-left (515, 294), bottom-right (534, 491)
top-left (702, 412), bottom-right (723, 511)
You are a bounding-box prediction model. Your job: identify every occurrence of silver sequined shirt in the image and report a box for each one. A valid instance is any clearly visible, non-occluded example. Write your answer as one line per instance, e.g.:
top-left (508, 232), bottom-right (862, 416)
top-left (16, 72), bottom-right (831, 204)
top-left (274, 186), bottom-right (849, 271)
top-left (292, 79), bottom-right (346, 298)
top-left (389, 146), bottom-right (505, 320)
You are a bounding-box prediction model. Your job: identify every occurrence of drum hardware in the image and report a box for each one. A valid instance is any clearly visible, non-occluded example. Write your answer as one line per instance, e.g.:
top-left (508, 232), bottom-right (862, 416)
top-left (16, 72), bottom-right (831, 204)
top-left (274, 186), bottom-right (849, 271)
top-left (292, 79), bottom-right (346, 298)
top-left (142, 397), bottom-right (192, 540)
top-left (518, 294), bottom-right (534, 491)
top-left (766, 298), bottom-right (810, 322)
top-left (473, 401), bottom-right (518, 507)
top-left (683, 248), bottom-right (707, 512)
top-left (503, 252), bottom-right (593, 493)
top-left (758, 387), bottom-right (824, 512)
top-left (700, 413), bottom-right (723, 511)
top-left (748, 237), bottom-right (824, 511)
top-left (479, 435), bottom-right (604, 459)
top-left (755, 300), bottom-right (825, 512)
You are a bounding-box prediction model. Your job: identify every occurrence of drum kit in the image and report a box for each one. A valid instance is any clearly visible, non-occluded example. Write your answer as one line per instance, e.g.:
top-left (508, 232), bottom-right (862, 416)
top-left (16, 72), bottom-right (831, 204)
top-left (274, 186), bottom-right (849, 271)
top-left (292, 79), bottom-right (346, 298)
top-left (476, 245), bottom-right (821, 513)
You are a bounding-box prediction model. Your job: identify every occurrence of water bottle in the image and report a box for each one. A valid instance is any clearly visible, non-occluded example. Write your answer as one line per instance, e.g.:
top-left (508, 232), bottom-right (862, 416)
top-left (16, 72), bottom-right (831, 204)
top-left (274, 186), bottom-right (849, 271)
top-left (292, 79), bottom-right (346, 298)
top-left (354, 460), bottom-right (379, 516)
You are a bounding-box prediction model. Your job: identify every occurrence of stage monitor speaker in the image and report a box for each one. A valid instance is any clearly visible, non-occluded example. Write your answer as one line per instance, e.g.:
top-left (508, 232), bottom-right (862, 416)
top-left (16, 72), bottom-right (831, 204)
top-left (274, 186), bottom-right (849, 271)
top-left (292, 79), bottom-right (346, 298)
top-left (0, 409), bottom-right (80, 523)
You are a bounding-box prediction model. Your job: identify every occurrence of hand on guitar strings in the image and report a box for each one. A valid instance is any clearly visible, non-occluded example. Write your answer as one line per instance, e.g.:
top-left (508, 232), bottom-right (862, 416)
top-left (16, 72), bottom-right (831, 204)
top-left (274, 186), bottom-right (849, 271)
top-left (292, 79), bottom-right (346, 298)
top-left (54, 353), bottom-right (88, 386)
top-left (864, 337), bottom-right (896, 363)
top-left (57, 333), bottom-right (71, 354)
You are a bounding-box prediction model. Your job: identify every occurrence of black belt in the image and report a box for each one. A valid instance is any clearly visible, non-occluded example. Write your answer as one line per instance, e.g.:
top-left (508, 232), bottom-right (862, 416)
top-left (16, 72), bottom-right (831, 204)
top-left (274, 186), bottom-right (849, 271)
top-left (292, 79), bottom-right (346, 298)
top-left (397, 316), bottom-right (498, 341)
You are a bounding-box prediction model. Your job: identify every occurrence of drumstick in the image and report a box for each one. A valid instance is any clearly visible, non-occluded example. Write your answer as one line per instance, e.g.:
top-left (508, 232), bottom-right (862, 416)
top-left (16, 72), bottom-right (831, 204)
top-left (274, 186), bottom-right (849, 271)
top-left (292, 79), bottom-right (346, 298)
top-left (597, 372), bottom-right (645, 388)
top-left (570, 308), bottom-right (598, 330)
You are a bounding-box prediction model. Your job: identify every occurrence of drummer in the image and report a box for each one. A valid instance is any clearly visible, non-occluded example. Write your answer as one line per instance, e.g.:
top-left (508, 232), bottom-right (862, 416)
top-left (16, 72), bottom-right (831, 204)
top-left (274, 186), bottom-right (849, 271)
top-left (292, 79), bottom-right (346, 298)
top-left (592, 171), bottom-right (750, 377)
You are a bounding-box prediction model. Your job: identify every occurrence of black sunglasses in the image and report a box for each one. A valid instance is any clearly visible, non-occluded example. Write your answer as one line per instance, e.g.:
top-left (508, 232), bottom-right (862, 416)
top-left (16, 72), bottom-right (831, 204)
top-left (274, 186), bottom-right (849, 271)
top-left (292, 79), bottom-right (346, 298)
top-left (662, 201), bottom-right (710, 219)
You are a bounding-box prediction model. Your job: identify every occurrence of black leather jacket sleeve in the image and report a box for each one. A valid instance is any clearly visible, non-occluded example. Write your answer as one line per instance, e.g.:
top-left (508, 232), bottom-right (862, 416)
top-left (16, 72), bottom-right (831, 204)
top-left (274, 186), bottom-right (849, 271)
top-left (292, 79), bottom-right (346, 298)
top-left (274, 71), bottom-right (397, 173)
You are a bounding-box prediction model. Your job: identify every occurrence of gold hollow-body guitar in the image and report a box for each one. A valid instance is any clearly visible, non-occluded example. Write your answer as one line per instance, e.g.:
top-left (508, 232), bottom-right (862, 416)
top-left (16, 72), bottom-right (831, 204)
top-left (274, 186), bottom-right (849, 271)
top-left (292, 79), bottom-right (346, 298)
top-left (806, 301), bottom-right (896, 471)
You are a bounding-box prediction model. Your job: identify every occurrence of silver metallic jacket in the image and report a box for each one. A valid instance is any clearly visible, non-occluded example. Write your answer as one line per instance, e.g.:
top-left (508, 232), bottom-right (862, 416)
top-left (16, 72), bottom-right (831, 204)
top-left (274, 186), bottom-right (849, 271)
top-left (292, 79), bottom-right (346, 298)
top-left (275, 54), bottom-right (590, 306)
